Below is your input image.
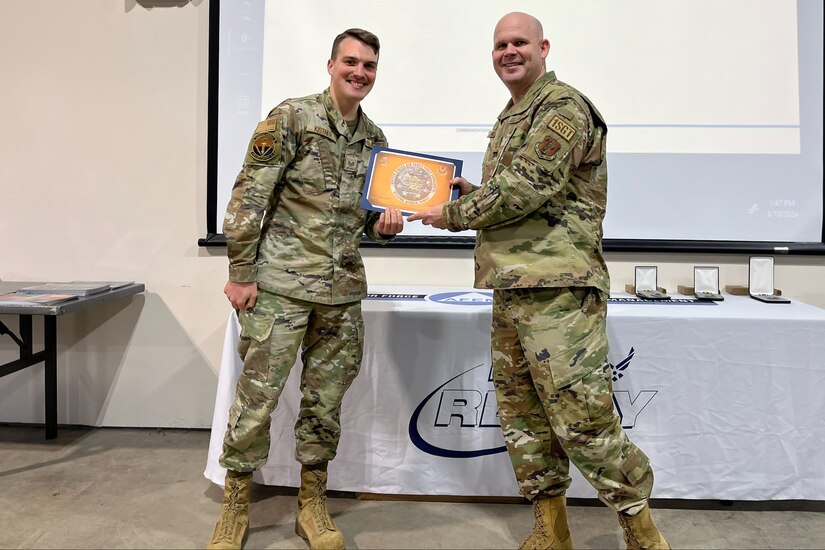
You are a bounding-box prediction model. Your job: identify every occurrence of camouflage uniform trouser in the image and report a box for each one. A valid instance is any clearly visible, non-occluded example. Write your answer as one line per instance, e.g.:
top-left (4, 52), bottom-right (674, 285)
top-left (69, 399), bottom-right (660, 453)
top-left (219, 289), bottom-right (364, 472)
top-left (492, 287), bottom-right (653, 514)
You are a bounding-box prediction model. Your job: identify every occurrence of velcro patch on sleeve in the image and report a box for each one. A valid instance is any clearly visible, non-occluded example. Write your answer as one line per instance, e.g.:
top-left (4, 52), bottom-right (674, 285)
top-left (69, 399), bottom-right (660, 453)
top-left (249, 132), bottom-right (278, 162)
top-left (536, 135), bottom-right (561, 159)
top-left (548, 115), bottom-right (576, 141)
top-left (254, 118), bottom-right (279, 133)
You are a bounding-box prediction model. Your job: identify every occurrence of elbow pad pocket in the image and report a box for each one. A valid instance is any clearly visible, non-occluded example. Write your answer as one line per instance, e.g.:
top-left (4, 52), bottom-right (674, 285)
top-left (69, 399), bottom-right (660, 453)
top-left (471, 188), bottom-right (500, 216)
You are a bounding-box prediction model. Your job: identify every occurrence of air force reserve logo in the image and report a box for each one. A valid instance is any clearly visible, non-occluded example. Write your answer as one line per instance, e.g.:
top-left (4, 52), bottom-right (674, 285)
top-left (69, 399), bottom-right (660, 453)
top-left (409, 347), bottom-right (658, 457)
top-left (426, 291), bottom-right (493, 306)
top-left (408, 363), bottom-right (506, 458)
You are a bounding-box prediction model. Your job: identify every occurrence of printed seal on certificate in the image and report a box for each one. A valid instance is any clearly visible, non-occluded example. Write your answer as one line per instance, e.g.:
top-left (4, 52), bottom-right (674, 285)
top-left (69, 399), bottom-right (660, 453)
top-left (391, 162), bottom-right (437, 205)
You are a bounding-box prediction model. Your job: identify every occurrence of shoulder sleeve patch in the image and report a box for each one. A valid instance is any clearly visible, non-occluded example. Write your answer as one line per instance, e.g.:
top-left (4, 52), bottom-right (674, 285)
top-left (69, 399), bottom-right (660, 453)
top-left (548, 115), bottom-right (576, 142)
top-left (536, 135), bottom-right (561, 160)
top-left (248, 130), bottom-right (279, 163)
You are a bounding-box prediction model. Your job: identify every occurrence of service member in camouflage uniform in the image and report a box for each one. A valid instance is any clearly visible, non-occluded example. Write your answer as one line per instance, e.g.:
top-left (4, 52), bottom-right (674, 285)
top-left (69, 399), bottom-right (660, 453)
top-left (208, 28), bottom-right (403, 550)
top-left (410, 13), bottom-right (669, 550)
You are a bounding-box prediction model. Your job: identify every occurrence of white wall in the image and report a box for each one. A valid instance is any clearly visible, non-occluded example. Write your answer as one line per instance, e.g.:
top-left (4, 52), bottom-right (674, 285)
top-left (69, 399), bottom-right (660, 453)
top-left (1, 0), bottom-right (823, 429)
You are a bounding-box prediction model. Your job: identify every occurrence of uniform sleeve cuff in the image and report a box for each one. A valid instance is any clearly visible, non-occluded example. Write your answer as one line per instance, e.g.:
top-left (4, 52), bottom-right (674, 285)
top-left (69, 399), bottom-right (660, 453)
top-left (443, 201), bottom-right (465, 232)
top-left (365, 224), bottom-right (394, 244)
top-left (228, 265), bottom-right (258, 282)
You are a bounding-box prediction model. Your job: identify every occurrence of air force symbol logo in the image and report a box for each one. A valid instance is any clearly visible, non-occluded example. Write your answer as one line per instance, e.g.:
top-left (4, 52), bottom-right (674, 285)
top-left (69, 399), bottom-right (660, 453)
top-left (610, 347), bottom-right (658, 429)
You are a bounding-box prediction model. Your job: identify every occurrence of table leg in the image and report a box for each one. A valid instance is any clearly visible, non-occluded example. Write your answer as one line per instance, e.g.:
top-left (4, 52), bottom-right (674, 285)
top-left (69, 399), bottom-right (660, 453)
top-left (19, 315), bottom-right (33, 359)
top-left (44, 316), bottom-right (57, 439)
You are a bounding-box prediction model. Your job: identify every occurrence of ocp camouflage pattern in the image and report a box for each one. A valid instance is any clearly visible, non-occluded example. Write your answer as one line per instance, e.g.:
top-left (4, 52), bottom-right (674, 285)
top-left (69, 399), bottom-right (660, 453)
top-left (223, 89), bottom-right (389, 305)
top-left (491, 287), bottom-right (653, 513)
top-left (442, 71), bottom-right (610, 293)
top-left (220, 290), bottom-right (364, 471)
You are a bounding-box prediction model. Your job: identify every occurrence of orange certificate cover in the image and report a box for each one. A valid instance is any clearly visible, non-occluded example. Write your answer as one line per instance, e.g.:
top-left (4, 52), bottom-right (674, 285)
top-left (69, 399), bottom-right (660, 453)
top-left (360, 147), bottom-right (462, 214)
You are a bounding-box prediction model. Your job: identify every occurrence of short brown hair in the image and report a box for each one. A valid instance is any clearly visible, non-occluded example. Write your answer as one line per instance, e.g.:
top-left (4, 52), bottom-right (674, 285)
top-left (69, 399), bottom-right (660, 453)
top-left (330, 28), bottom-right (380, 60)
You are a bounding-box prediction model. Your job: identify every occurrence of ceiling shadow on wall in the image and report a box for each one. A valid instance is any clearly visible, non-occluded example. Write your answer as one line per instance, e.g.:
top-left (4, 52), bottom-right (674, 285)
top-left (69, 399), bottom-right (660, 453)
top-left (126, 0), bottom-right (203, 12)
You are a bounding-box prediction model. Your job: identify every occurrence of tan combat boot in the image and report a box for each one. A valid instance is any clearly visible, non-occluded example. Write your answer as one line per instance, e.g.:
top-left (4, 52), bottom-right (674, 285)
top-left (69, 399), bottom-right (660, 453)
top-left (519, 495), bottom-right (574, 550)
top-left (207, 470), bottom-right (253, 550)
top-left (618, 504), bottom-right (670, 550)
top-left (295, 465), bottom-right (345, 550)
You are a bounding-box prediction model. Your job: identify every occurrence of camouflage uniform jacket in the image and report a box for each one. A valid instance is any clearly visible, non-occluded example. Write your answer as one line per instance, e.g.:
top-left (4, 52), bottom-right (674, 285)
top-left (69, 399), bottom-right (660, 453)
top-left (223, 89), bottom-right (390, 305)
top-left (443, 72), bottom-right (610, 293)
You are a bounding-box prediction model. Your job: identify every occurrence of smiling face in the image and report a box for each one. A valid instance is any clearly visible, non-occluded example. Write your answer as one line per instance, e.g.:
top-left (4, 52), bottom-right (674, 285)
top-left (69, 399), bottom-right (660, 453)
top-left (327, 37), bottom-right (378, 115)
top-left (492, 12), bottom-right (549, 102)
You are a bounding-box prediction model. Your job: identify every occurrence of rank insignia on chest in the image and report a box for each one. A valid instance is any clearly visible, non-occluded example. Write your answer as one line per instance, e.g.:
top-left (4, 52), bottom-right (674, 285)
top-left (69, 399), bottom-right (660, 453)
top-left (536, 136), bottom-right (561, 159)
top-left (250, 132), bottom-right (278, 162)
top-left (548, 115), bottom-right (576, 141)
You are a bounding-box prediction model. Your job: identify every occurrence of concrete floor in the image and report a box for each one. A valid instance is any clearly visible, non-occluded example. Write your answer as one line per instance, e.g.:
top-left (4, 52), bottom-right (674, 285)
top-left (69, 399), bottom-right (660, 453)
top-left (1, 426), bottom-right (823, 549)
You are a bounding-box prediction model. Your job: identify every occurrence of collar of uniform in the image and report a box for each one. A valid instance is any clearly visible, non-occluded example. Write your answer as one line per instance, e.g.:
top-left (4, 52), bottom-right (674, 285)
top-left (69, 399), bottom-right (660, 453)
top-left (345, 111), bottom-right (370, 144)
top-left (320, 88), bottom-right (371, 144)
top-left (498, 71), bottom-right (557, 121)
top-left (321, 89), bottom-right (347, 137)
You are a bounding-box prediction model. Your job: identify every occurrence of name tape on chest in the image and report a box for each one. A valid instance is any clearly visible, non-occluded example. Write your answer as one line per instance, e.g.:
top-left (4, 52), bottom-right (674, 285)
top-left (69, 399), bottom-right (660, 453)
top-left (308, 125), bottom-right (336, 141)
top-left (548, 115), bottom-right (576, 142)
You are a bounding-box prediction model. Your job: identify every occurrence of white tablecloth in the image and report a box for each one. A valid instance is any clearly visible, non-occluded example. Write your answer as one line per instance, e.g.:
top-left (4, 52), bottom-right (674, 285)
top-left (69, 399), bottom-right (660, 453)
top-left (205, 286), bottom-right (825, 500)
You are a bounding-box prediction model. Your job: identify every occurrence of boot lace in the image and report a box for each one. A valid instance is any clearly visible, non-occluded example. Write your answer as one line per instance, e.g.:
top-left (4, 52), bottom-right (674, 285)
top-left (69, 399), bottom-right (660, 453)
top-left (214, 481), bottom-right (245, 542)
top-left (309, 471), bottom-right (337, 533)
top-left (533, 502), bottom-right (550, 537)
top-left (309, 493), bottom-right (336, 533)
top-left (619, 514), bottom-right (642, 550)
top-left (519, 504), bottom-right (549, 549)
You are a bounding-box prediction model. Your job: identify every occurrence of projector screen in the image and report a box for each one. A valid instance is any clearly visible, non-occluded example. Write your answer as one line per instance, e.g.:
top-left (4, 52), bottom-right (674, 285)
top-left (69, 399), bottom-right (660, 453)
top-left (205, 0), bottom-right (823, 252)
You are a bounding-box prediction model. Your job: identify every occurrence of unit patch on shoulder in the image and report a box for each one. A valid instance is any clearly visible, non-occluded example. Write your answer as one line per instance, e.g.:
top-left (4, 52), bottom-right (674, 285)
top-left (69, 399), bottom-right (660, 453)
top-left (548, 115), bottom-right (576, 141)
top-left (250, 132), bottom-right (278, 162)
top-left (536, 135), bottom-right (561, 159)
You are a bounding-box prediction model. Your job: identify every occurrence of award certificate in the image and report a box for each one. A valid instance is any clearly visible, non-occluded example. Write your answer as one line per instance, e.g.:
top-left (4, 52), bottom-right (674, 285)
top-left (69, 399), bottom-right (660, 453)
top-left (360, 147), bottom-right (463, 215)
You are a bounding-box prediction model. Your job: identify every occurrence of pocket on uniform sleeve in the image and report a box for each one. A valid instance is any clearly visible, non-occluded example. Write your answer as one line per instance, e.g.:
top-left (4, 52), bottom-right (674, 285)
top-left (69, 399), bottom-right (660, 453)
top-left (226, 404), bottom-right (243, 431)
top-left (620, 446), bottom-right (650, 486)
top-left (238, 308), bottom-right (275, 343)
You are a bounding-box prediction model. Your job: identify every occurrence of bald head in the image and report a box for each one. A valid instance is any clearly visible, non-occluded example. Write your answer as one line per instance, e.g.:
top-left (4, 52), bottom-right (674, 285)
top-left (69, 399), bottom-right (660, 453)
top-left (494, 12), bottom-right (544, 43)
top-left (492, 12), bottom-right (550, 102)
